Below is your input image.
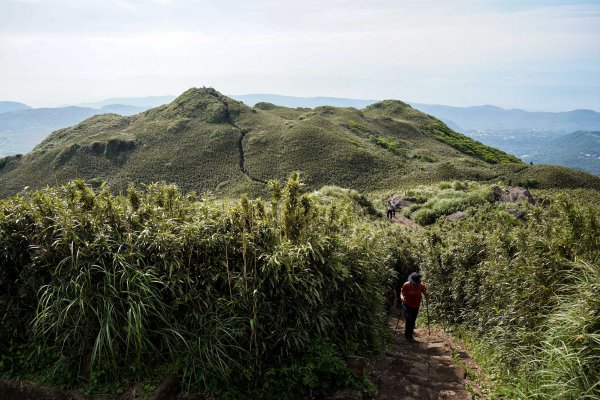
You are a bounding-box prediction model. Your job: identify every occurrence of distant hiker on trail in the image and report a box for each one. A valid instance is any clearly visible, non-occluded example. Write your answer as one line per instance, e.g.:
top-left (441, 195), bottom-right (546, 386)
top-left (400, 272), bottom-right (427, 342)
top-left (386, 198), bottom-right (396, 219)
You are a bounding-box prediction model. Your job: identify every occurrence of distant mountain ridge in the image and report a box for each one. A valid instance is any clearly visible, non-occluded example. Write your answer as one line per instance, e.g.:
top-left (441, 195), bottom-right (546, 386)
top-left (410, 103), bottom-right (600, 132)
top-left (78, 96), bottom-right (176, 109)
top-left (0, 101), bottom-right (31, 114)
top-left (528, 131), bottom-right (600, 176)
top-left (407, 103), bottom-right (600, 176)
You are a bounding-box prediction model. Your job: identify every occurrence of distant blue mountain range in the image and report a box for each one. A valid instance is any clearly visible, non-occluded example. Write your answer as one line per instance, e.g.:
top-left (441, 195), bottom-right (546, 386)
top-left (77, 96), bottom-right (176, 109)
top-left (410, 103), bottom-right (600, 132)
top-left (0, 101), bottom-right (31, 114)
top-left (231, 94), bottom-right (377, 109)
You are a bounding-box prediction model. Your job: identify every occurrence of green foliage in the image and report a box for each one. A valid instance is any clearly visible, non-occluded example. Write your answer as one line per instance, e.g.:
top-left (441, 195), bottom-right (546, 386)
top-left (526, 261), bottom-right (600, 399)
top-left (413, 208), bottom-right (438, 225)
top-left (426, 120), bottom-right (522, 164)
top-left (313, 185), bottom-right (381, 217)
top-left (259, 340), bottom-right (353, 399)
top-left (346, 120), bottom-right (369, 132)
top-left (399, 182), bottom-right (496, 225)
top-left (368, 134), bottom-right (406, 156)
top-left (419, 195), bottom-right (600, 399)
top-left (0, 175), bottom-right (394, 398)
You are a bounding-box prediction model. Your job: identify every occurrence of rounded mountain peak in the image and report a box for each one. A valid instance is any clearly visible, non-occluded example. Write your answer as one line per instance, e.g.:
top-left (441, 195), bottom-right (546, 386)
top-left (364, 99), bottom-right (433, 125)
top-left (160, 87), bottom-right (248, 123)
top-left (366, 99), bottom-right (413, 112)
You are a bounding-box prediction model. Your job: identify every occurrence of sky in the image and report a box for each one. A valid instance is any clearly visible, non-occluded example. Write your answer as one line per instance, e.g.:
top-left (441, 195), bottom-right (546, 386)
top-left (1, 0), bottom-right (599, 111)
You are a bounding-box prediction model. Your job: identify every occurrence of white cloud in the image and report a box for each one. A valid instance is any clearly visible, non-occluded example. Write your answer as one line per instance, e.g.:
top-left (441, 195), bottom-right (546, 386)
top-left (0, 0), bottom-right (599, 109)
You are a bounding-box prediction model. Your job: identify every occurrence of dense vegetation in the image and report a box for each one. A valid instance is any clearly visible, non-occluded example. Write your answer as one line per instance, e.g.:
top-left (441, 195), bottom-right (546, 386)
top-left (398, 181), bottom-right (497, 225)
top-left (419, 191), bottom-right (600, 399)
top-left (0, 175), bottom-right (398, 398)
top-left (425, 120), bottom-right (521, 164)
top-left (1, 174), bottom-right (598, 399)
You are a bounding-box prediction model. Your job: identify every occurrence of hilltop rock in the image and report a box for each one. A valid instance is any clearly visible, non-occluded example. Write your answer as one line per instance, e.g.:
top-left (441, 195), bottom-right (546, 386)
top-left (496, 186), bottom-right (535, 204)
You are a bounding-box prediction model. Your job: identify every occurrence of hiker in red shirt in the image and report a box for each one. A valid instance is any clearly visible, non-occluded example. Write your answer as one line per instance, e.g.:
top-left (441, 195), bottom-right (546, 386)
top-left (400, 272), bottom-right (427, 342)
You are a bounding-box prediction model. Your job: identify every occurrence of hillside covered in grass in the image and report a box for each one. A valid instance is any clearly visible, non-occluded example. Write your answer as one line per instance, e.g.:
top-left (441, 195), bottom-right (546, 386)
top-left (2, 87), bottom-right (597, 199)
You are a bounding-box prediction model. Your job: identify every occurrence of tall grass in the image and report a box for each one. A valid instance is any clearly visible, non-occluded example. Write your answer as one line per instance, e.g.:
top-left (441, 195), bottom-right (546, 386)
top-left (0, 174), bottom-right (395, 397)
top-left (2, 175), bottom-right (597, 398)
top-left (420, 194), bottom-right (600, 399)
top-left (525, 261), bottom-right (600, 399)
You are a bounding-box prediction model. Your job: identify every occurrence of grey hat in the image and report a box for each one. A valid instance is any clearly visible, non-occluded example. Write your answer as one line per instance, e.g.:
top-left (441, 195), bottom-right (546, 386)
top-left (409, 272), bottom-right (421, 284)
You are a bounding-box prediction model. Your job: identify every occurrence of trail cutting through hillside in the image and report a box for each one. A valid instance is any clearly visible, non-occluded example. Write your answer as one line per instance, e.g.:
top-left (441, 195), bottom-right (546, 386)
top-left (223, 101), bottom-right (267, 184)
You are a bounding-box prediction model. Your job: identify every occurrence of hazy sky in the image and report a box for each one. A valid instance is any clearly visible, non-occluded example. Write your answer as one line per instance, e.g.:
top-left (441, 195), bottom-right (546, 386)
top-left (1, 0), bottom-right (599, 110)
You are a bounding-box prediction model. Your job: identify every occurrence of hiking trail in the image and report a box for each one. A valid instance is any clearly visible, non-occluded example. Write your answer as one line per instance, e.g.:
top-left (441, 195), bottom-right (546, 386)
top-left (389, 214), bottom-right (423, 231)
top-left (223, 100), bottom-right (267, 185)
top-left (334, 307), bottom-right (483, 400)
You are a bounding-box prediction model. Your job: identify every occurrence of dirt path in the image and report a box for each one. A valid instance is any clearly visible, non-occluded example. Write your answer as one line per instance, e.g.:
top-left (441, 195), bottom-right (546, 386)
top-left (389, 215), bottom-right (423, 231)
top-left (367, 310), bottom-right (476, 400)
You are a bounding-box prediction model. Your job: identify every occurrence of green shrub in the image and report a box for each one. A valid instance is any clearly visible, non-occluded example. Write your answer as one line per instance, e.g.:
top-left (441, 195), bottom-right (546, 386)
top-left (368, 134), bottom-right (406, 156)
top-left (523, 261), bottom-right (600, 400)
top-left (407, 184), bottom-right (494, 225)
top-left (426, 120), bottom-right (522, 164)
top-left (413, 208), bottom-right (438, 225)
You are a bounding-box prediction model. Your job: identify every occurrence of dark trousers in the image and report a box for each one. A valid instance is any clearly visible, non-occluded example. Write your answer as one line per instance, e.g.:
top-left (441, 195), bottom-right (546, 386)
top-left (403, 305), bottom-right (419, 339)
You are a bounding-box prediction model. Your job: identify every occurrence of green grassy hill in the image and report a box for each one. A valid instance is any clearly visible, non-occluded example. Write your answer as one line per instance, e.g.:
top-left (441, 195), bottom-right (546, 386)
top-left (1, 87), bottom-right (598, 198)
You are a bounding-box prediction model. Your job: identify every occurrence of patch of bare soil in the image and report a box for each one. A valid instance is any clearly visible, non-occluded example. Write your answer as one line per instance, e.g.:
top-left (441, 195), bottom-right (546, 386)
top-left (389, 215), bottom-right (423, 231)
top-left (0, 379), bottom-right (91, 400)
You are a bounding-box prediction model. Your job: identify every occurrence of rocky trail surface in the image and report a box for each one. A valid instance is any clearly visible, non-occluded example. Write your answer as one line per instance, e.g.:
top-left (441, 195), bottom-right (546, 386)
top-left (334, 308), bottom-right (483, 400)
top-left (389, 214), bottom-right (423, 231)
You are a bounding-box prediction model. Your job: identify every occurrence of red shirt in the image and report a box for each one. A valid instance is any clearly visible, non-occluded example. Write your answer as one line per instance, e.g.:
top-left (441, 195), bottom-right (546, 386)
top-left (401, 281), bottom-right (427, 308)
